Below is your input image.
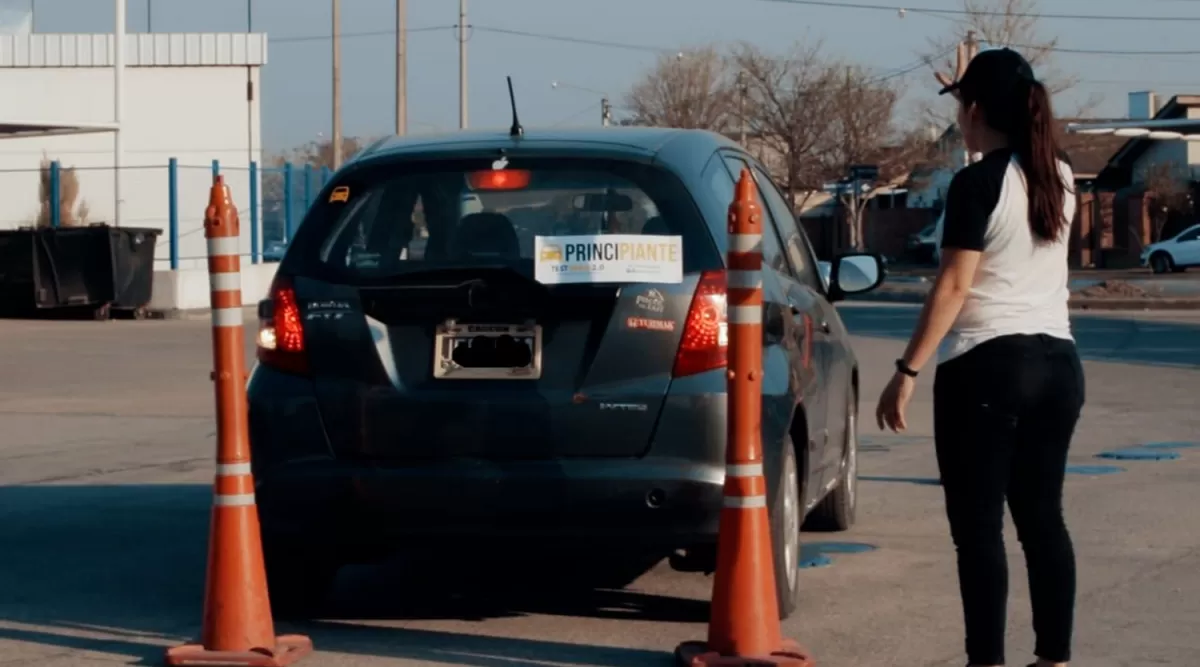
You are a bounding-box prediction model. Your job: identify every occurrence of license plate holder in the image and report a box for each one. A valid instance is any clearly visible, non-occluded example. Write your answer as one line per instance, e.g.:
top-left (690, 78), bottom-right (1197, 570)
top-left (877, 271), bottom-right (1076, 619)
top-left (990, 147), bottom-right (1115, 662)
top-left (433, 320), bottom-right (543, 380)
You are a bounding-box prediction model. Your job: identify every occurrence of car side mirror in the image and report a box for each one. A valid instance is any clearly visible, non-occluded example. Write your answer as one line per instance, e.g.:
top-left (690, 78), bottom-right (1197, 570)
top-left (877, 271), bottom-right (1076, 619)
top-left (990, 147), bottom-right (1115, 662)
top-left (827, 252), bottom-right (886, 302)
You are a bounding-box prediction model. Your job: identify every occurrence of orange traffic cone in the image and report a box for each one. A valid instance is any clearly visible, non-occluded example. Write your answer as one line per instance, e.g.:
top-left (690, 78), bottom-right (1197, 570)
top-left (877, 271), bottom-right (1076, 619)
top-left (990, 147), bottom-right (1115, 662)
top-left (674, 170), bottom-right (814, 667)
top-left (165, 177), bottom-right (313, 667)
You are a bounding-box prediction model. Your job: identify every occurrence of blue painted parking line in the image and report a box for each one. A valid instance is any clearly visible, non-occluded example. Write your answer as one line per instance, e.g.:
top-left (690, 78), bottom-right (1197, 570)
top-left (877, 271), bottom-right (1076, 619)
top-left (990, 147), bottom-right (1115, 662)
top-left (1066, 464), bottom-right (1125, 475)
top-left (1096, 448), bottom-right (1182, 461)
top-left (799, 542), bottom-right (878, 569)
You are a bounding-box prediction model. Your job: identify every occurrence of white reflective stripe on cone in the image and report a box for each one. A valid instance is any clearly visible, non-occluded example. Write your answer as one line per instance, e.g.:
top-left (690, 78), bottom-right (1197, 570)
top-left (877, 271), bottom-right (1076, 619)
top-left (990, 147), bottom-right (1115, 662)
top-left (215, 462), bottom-right (252, 476)
top-left (728, 305), bottom-right (761, 325)
top-left (726, 463), bottom-right (764, 478)
top-left (723, 495), bottom-right (768, 509)
top-left (211, 307), bottom-right (243, 328)
top-left (209, 272), bottom-right (241, 293)
top-left (729, 233), bottom-right (763, 254)
top-left (206, 237), bottom-right (240, 257)
top-left (213, 493), bottom-right (256, 507)
top-left (727, 270), bottom-right (762, 290)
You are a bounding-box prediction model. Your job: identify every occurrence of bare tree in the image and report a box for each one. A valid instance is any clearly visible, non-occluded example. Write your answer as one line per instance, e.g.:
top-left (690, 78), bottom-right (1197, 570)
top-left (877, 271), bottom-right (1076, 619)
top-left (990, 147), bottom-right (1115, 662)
top-left (1141, 161), bottom-right (1193, 243)
top-left (624, 46), bottom-right (736, 130)
top-left (282, 136), bottom-right (367, 169)
top-left (924, 0), bottom-right (1094, 121)
top-left (731, 43), bottom-right (927, 248)
top-left (822, 65), bottom-right (919, 248)
top-left (730, 41), bottom-right (840, 211)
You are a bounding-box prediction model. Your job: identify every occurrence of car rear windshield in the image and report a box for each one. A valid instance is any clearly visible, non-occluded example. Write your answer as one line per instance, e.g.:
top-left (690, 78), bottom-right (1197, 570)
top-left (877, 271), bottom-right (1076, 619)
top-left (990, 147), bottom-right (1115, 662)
top-left (291, 157), bottom-right (720, 283)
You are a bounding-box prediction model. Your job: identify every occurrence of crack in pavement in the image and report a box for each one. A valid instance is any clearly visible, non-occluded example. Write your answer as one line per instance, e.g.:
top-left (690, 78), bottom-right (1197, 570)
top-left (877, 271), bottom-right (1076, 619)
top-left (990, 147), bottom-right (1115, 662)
top-left (13, 456), bottom-right (212, 486)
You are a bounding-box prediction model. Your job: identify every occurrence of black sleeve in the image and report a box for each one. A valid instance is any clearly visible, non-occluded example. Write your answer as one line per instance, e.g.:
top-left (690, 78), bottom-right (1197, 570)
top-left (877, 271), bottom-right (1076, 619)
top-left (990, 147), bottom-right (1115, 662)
top-left (940, 154), bottom-right (1007, 252)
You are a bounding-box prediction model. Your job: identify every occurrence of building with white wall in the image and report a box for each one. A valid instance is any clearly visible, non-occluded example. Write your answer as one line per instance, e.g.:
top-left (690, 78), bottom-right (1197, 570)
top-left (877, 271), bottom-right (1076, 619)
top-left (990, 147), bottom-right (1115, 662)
top-left (0, 32), bottom-right (266, 271)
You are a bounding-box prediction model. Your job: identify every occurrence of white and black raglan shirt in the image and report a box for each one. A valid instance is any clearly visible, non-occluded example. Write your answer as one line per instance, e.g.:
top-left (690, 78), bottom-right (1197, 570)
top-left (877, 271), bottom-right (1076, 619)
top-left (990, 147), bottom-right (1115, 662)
top-left (936, 148), bottom-right (1077, 364)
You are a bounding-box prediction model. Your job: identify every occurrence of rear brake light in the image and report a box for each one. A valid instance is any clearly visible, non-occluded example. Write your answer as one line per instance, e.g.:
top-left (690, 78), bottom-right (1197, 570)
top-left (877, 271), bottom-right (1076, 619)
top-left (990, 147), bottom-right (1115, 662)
top-left (672, 270), bottom-right (728, 378)
top-left (256, 274), bottom-right (310, 376)
top-left (468, 169), bottom-right (531, 191)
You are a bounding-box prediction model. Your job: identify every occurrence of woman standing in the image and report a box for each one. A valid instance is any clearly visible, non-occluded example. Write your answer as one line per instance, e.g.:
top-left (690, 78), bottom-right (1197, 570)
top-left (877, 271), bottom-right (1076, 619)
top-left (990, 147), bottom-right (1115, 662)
top-left (875, 45), bottom-right (1085, 667)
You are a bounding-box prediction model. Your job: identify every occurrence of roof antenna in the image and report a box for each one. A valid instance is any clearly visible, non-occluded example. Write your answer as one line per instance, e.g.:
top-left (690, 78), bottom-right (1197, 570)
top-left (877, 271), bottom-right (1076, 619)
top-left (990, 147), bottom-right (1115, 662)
top-left (507, 76), bottom-right (524, 138)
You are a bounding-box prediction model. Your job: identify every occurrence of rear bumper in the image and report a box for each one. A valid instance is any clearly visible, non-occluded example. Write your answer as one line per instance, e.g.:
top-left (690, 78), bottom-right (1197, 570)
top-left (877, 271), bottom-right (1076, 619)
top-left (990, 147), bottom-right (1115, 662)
top-left (255, 457), bottom-right (724, 552)
top-left (247, 365), bottom-right (733, 554)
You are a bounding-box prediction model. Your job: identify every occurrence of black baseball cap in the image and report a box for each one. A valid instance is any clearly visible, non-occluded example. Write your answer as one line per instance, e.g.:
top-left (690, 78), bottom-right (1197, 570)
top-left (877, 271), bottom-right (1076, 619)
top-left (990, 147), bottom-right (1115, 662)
top-left (938, 47), bottom-right (1037, 99)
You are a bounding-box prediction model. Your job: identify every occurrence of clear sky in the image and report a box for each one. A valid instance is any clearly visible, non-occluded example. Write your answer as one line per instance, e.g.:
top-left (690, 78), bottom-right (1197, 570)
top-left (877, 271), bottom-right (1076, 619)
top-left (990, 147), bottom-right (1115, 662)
top-left (21, 0), bottom-right (1200, 154)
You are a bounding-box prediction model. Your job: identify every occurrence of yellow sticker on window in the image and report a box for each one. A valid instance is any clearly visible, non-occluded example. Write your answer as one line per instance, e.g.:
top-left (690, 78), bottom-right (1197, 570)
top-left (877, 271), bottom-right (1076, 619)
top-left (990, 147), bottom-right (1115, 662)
top-left (329, 186), bottom-right (350, 203)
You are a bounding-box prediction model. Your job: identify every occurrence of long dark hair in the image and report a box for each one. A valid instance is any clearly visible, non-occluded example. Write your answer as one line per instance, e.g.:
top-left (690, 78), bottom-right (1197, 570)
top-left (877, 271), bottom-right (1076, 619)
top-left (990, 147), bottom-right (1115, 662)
top-left (967, 79), bottom-right (1070, 243)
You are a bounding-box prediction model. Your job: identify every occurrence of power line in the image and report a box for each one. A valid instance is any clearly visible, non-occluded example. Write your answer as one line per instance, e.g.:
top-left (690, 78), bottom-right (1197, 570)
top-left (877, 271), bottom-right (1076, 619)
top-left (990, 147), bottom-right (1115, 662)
top-left (271, 21), bottom-right (1200, 60)
top-left (754, 0), bottom-right (1200, 22)
top-left (869, 45), bottom-right (956, 83)
top-left (471, 26), bottom-right (673, 54)
top-left (1019, 44), bottom-right (1200, 55)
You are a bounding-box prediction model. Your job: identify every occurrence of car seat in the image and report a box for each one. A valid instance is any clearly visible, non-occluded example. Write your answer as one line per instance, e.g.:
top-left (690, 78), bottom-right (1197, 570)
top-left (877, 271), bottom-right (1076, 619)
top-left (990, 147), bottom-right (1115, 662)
top-left (451, 212), bottom-right (521, 260)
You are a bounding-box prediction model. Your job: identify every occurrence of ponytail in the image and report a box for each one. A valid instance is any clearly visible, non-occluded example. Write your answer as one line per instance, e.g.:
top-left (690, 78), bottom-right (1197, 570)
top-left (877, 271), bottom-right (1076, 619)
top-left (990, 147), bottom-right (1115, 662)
top-left (1013, 81), bottom-right (1069, 243)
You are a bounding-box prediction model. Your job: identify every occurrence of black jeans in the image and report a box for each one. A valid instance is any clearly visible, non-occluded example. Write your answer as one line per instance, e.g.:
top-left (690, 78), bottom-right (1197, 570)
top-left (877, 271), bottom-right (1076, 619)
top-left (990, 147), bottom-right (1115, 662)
top-left (934, 333), bottom-right (1085, 665)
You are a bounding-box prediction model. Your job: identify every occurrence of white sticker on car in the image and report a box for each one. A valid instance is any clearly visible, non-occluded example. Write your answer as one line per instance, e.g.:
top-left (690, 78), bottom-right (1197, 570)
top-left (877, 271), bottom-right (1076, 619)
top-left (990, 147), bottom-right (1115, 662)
top-left (534, 234), bottom-right (683, 285)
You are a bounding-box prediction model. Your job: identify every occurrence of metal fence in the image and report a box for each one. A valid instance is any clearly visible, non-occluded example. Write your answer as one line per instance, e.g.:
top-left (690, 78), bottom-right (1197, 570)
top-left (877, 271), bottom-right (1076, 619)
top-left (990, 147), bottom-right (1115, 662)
top-left (0, 159), bottom-right (334, 270)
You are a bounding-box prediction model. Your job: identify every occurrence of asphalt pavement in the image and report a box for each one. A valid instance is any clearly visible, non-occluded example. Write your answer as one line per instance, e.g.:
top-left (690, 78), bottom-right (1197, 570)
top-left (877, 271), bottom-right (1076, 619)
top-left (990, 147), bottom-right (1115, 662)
top-left (0, 305), bottom-right (1197, 666)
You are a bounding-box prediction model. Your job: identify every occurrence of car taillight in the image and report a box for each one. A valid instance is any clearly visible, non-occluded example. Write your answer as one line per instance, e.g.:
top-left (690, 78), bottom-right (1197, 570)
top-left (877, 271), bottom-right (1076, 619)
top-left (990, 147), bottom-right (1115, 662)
top-left (256, 274), bottom-right (310, 376)
top-left (672, 270), bottom-right (728, 378)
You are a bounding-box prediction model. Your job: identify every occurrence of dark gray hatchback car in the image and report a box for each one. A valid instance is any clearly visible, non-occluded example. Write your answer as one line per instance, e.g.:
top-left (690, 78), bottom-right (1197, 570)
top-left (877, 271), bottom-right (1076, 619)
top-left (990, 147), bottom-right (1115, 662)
top-left (247, 127), bottom-right (885, 618)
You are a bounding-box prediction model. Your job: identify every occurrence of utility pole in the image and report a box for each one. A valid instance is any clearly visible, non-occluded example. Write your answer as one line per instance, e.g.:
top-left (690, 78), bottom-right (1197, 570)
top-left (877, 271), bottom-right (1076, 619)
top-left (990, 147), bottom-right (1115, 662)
top-left (246, 0), bottom-right (254, 177)
top-left (146, 0), bottom-right (151, 32)
top-left (458, 0), bottom-right (468, 129)
top-left (114, 0), bottom-right (125, 226)
top-left (601, 98), bottom-right (612, 127)
top-left (396, 0), bottom-right (407, 136)
top-left (963, 30), bottom-right (978, 167)
top-left (736, 71), bottom-right (747, 146)
top-left (332, 0), bottom-right (343, 168)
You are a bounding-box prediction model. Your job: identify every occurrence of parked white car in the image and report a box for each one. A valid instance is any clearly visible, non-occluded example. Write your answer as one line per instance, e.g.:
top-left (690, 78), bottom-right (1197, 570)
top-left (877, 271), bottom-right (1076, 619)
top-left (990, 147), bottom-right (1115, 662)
top-left (1141, 223), bottom-right (1200, 274)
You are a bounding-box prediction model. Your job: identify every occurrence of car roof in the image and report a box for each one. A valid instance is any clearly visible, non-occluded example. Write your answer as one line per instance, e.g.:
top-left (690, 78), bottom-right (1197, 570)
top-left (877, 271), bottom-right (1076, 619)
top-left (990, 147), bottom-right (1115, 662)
top-left (351, 127), bottom-right (742, 171)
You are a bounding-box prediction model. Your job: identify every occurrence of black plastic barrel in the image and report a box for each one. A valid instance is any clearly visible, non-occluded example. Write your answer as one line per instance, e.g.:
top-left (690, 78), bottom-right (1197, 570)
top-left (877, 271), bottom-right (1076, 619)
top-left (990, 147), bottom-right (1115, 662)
top-left (0, 224), bottom-right (161, 319)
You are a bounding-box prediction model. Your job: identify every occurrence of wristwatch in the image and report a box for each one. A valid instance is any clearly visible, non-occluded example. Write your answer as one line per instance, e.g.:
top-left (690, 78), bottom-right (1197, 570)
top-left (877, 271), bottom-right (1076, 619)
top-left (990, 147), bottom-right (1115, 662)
top-left (894, 359), bottom-right (919, 378)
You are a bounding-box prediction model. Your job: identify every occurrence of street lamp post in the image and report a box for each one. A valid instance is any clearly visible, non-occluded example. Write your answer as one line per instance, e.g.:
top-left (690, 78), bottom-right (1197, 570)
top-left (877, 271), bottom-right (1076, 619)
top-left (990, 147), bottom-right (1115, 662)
top-left (332, 0), bottom-right (343, 167)
top-left (551, 80), bottom-right (612, 127)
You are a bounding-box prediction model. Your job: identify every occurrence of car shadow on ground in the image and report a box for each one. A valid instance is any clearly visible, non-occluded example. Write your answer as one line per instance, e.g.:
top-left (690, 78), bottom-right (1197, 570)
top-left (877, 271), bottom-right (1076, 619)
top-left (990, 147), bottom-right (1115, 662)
top-left (301, 624), bottom-right (673, 666)
top-left (838, 305), bottom-right (1200, 369)
top-left (0, 484), bottom-right (692, 665)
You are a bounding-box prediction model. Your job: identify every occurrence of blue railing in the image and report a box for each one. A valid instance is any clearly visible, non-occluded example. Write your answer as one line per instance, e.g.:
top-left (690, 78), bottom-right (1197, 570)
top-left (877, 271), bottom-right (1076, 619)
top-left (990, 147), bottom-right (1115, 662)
top-left (39, 158), bottom-right (335, 270)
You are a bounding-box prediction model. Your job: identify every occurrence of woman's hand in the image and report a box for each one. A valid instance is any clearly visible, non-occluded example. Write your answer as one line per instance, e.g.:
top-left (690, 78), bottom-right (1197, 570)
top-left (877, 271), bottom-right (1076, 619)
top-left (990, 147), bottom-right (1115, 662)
top-left (933, 39), bottom-right (977, 102)
top-left (876, 372), bottom-right (916, 433)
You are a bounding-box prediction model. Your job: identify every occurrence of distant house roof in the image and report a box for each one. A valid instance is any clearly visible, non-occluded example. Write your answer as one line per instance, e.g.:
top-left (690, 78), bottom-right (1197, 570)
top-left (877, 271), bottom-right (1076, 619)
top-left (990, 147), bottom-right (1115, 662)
top-left (1097, 95), bottom-right (1200, 184)
top-left (1056, 118), bottom-right (1126, 178)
